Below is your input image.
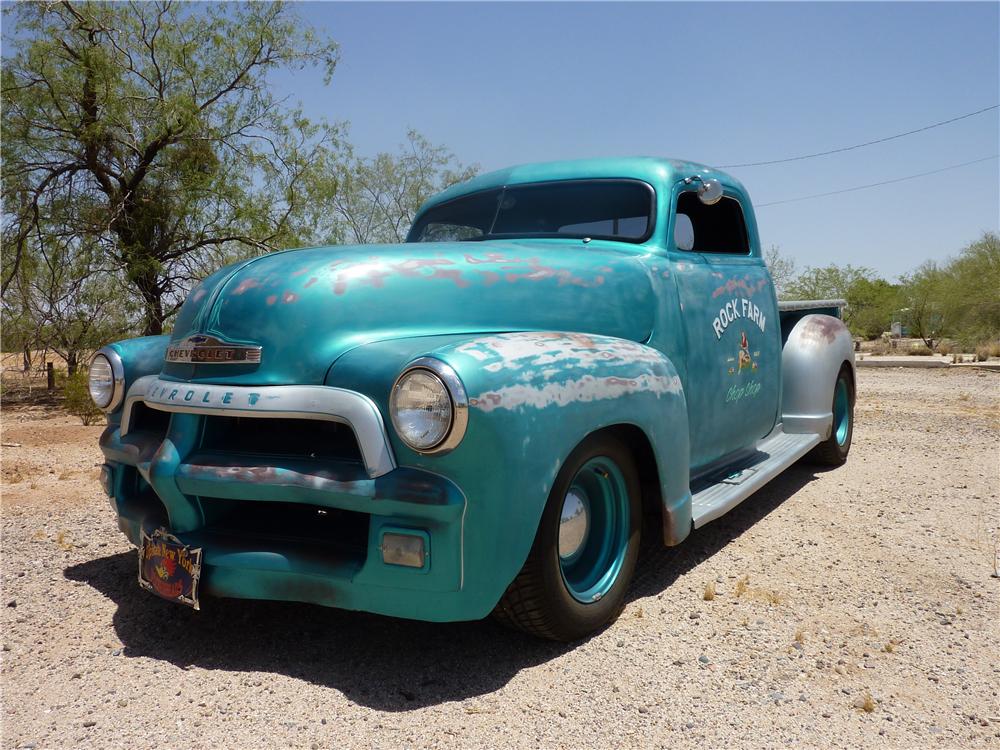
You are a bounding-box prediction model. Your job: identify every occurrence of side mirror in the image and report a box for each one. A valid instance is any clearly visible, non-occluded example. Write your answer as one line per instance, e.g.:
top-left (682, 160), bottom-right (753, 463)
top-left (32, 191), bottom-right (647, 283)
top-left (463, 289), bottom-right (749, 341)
top-left (698, 178), bottom-right (724, 205)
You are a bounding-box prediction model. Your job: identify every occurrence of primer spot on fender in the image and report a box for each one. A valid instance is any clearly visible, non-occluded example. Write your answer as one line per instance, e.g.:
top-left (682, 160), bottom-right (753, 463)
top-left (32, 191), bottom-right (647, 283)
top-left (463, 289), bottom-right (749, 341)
top-left (455, 332), bottom-right (668, 371)
top-left (473, 373), bottom-right (682, 413)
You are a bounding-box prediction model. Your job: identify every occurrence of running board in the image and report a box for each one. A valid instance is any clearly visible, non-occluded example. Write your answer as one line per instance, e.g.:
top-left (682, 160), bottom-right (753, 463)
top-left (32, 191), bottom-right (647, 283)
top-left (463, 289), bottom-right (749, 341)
top-left (690, 429), bottom-right (821, 528)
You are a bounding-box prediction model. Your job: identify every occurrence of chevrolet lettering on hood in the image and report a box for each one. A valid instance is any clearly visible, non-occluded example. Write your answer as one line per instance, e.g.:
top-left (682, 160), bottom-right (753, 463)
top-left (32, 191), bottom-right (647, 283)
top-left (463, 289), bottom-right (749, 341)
top-left (165, 334), bottom-right (262, 364)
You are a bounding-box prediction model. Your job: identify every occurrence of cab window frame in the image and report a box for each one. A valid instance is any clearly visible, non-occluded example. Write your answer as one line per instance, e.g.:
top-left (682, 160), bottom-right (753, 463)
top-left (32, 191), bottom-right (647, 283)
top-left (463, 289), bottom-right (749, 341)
top-left (670, 189), bottom-right (753, 257)
top-left (406, 178), bottom-right (658, 245)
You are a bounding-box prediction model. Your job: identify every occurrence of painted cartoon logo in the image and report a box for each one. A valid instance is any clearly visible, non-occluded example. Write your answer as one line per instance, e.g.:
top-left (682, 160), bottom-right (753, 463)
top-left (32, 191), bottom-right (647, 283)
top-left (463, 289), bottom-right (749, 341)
top-left (728, 331), bottom-right (760, 375)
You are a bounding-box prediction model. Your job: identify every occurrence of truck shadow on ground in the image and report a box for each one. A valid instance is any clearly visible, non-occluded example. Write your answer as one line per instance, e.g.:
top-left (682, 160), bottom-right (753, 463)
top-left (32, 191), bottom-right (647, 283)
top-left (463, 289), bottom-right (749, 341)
top-left (64, 466), bottom-right (820, 711)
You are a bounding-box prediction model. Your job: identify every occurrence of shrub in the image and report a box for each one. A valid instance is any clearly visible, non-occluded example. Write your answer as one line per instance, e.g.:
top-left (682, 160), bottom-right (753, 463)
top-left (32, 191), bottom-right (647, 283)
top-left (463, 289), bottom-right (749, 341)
top-left (907, 345), bottom-right (933, 356)
top-left (936, 342), bottom-right (953, 355)
top-left (63, 371), bottom-right (103, 425)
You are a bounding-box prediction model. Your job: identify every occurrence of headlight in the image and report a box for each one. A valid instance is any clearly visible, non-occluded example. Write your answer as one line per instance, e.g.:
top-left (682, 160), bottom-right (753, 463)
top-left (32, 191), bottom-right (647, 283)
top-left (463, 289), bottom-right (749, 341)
top-left (88, 348), bottom-right (124, 412)
top-left (389, 358), bottom-right (468, 454)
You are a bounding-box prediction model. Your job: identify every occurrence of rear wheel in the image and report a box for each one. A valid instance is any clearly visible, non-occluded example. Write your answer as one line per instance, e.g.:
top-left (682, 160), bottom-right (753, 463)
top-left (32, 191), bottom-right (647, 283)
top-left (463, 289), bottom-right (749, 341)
top-left (493, 433), bottom-right (641, 641)
top-left (808, 364), bottom-right (854, 466)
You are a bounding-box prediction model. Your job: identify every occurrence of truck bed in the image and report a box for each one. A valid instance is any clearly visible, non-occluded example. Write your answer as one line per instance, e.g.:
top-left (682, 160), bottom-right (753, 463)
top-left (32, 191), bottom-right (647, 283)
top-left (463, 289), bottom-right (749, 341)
top-left (778, 298), bottom-right (847, 344)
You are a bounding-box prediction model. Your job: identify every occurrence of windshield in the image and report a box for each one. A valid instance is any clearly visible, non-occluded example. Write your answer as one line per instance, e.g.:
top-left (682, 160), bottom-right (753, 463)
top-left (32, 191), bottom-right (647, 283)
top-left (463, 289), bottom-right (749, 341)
top-left (407, 179), bottom-right (655, 244)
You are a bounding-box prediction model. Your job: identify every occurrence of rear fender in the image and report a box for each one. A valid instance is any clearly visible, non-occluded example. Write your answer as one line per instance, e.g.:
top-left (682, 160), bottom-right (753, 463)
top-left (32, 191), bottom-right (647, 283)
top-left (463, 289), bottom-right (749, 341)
top-left (781, 315), bottom-right (855, 437)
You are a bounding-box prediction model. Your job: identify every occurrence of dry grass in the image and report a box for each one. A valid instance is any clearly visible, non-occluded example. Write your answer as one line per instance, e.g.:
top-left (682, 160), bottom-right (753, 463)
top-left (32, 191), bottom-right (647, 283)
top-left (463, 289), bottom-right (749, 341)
top-left (975, 341), bottom-right (1000, 361)
top-left (734, 574), bottom-right (750, 597)
top-left (55, 531), bottom-right (73, 551)
top-left (907, 345), bottom-right (933, 356)
top-left (731, 574), bottom-right (785, 605)
top-left (703, 582), bottom-right (716, 601)
top-left (794, 628), bottom-right (806, 644)
top-left (857, 692), bottom-right (876, 713)
top-left (757, 589), bottom-right (788, 605)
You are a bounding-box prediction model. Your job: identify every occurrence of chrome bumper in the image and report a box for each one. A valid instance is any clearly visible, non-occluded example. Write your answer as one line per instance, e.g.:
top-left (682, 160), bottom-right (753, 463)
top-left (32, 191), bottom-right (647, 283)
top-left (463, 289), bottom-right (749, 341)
top-left (120, 375), bottom-right (397, 478)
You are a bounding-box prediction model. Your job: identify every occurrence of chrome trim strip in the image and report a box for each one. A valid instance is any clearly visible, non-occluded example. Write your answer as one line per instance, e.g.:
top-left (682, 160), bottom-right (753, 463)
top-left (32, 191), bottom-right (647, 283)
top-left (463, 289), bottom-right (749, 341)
top-left (778, 299), bottom-right (847, 312)
top-left (91, 346), bottom-right (126, 413)
top-left (390, 357), bottom-right (469, 455)
top-left (120, 376), bottom-right (396, 478)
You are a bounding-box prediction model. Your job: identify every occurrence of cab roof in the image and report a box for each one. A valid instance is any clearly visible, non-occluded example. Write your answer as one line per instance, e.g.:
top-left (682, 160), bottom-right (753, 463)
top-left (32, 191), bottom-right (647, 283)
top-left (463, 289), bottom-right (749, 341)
top-left (420, 156), bottom-right (745, 213)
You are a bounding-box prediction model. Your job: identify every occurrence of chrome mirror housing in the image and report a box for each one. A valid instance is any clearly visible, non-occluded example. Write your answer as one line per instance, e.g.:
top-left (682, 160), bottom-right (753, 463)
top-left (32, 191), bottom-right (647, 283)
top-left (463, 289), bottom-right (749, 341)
top-left (697, 178), bottom-right (724, 205)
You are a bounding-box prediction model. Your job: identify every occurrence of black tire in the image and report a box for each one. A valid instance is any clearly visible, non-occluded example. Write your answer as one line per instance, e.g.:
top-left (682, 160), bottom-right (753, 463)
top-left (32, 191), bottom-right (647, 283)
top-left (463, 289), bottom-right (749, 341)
top-left (807, 364), bottom-right (854, 466)
top-left (492, 432), bottom-right (642, 641)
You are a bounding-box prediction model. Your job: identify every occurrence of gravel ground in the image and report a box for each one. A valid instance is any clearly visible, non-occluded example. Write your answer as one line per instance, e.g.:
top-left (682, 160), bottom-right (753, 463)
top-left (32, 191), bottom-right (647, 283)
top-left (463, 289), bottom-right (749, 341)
top-left (2, 367), bottom-right (998, 749)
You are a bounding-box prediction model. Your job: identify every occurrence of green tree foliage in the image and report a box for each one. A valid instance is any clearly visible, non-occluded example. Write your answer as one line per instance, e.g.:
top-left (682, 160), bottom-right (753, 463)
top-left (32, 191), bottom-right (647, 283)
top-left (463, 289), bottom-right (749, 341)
top-left (763, 245), bottom-right (797, 300)
top-left (2, 0), bottom-right (341, 335)
top-left (785, 263), bottom-right (902, 339)
top-left (785, 263), bottom-right (871, 301)
top-left (900, 231), bottom-right (1000, 348)
top-left (843, 276), bottom-right (904, 340)
top-left (944, 232), bottom-right (1000, 345)
top-left (900, 261), bottom-right (948, 348)
top-left (330, 129), bottom-right (478, 245)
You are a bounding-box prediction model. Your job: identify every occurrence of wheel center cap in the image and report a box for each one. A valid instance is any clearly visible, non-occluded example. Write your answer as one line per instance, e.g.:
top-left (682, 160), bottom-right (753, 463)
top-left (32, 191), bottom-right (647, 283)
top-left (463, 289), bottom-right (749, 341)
top-left (558, 489), bottom-right (590, 560)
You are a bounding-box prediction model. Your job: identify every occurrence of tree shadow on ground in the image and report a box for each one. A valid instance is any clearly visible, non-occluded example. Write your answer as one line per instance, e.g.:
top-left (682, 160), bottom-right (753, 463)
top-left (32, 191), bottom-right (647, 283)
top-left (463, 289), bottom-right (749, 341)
top-left (65, 466), bottom-right (819, 711)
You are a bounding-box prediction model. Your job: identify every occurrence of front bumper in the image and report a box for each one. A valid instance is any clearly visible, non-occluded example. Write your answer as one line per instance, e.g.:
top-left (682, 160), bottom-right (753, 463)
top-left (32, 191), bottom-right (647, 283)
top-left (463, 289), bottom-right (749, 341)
top-left (99, 379), bottom-right (487, 622)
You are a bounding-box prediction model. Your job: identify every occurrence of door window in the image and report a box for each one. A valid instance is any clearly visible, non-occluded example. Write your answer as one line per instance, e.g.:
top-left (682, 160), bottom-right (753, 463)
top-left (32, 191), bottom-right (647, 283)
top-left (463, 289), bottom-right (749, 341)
top-left (674, 191), bottom-right (750, 255)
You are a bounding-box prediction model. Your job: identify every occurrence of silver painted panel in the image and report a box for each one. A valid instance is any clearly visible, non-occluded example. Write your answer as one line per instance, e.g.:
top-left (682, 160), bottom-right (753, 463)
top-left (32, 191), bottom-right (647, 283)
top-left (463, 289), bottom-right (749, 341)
top-left (781, 314), bottom-right (855, 437)
top-left (691, 426), bottom-right (820, 528)
top-left (777, 299), bottom-right (847, 312)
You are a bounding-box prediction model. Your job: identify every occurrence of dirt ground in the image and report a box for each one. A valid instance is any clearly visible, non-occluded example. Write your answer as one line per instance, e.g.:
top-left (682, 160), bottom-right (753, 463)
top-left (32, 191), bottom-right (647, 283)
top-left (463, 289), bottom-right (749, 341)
top-left (2, 367), bottom-right (998, 750)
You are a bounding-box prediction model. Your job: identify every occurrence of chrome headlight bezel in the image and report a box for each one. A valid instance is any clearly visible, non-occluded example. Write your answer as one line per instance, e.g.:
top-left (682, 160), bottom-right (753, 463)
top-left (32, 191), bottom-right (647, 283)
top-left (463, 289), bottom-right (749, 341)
top-left (389, 357), bottom-right (468, 455)
top-left (88, 346), bottom-right (125, 413)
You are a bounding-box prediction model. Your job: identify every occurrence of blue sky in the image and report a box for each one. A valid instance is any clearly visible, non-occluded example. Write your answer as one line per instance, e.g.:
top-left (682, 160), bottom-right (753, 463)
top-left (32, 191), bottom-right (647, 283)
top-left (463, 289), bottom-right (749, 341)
top-left (271, 1), bottom-right (999, 279)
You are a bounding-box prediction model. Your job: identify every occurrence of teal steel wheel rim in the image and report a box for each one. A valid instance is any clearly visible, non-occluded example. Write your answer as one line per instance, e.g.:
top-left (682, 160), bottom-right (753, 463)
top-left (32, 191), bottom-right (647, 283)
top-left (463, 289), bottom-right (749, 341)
top-left (833, 378), bottom-right (850, 446)
top-left (558, 457), bottom-right (630, 604)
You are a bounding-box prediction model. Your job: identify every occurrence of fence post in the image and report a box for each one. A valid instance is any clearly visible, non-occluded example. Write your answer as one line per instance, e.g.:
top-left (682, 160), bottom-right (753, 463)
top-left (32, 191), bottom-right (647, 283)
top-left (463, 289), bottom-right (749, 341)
top-left (47, 362), bottom-right (55, 390)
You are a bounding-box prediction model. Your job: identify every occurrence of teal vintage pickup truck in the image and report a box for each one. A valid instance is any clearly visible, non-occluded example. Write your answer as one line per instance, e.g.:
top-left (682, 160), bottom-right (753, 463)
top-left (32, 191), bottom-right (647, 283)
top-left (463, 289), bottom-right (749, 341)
top-left (90, 157), bottom-right (854, 640)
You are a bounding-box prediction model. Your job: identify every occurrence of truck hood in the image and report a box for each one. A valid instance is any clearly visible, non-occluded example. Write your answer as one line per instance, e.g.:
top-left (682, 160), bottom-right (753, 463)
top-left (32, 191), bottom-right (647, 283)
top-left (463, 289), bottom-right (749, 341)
top-left (164, 240), bottom-right (656, 385)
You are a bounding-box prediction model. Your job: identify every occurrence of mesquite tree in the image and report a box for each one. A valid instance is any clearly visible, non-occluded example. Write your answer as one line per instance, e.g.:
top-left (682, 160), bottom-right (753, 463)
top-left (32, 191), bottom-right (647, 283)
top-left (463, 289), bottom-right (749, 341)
top-left (2, 1), bottom-right (341, 335)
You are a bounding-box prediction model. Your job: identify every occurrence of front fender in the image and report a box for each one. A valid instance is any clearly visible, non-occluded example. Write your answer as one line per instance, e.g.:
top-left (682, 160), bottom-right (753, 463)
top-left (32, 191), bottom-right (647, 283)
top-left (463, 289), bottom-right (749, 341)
top-left (781, 315), bottom-right (855, 437)
top-left (327, 332), bottom-right (692, 617)
top-left (105, 335), bottom-right (170, 423)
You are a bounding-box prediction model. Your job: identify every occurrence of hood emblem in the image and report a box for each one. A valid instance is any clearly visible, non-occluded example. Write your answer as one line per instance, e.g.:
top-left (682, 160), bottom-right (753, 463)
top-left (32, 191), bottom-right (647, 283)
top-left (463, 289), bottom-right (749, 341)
top-left (166, 335), bottom-right (262, 365)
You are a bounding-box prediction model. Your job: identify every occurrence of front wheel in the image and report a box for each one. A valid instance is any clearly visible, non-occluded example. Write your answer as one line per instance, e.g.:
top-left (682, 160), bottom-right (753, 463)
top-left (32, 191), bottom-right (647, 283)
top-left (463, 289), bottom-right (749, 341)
top-left (807, 364), bottom-right (854, 466)
top-left (493, 433), bottom-right (642, 641)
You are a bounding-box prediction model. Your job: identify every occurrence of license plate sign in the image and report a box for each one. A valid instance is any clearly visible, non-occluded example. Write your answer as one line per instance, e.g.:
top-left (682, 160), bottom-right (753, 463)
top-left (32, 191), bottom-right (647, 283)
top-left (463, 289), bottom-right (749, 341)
top-left (138, 529), bottom-right (203, 609)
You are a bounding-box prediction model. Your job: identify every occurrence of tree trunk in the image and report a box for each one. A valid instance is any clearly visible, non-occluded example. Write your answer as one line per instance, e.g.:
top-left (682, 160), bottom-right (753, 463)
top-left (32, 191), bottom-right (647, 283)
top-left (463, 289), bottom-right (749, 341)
top-left (66, 350), bottom-right (78, 376)
top-left (22, 346), bottom-right (31, 372)
top-left (131, 267), bottom-right (165, 336)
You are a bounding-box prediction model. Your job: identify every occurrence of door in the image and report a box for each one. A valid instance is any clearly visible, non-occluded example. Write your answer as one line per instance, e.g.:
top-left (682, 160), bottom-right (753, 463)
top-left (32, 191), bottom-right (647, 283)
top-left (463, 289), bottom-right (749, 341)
top-left (669, 187), bottom-right (781, 471)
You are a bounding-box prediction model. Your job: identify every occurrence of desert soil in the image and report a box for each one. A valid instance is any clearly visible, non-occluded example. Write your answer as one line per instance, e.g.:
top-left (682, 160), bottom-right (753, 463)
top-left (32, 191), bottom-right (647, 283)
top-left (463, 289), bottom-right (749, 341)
top-left (2, 367), bottom-right (998, 749)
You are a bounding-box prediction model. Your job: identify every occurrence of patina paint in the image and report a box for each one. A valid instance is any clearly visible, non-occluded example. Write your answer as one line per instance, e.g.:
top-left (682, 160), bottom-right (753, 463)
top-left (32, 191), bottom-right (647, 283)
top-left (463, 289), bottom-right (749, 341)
top-left (162, 240), bottom-right (657, 386)
top-left (94, 156), bottom-right (852, 623)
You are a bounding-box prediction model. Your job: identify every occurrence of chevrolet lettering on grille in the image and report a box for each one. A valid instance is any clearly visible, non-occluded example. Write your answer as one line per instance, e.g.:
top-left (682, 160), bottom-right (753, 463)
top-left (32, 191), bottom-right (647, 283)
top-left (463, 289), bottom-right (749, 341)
top-left (165, 335), bottom-right (262, 364)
